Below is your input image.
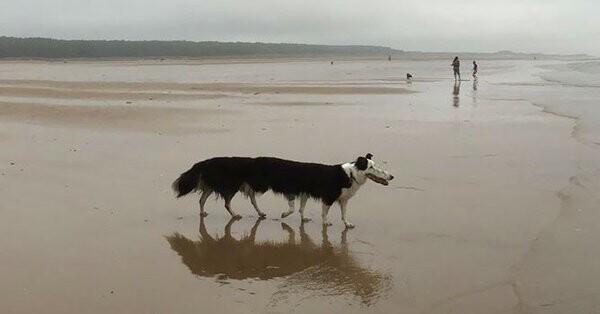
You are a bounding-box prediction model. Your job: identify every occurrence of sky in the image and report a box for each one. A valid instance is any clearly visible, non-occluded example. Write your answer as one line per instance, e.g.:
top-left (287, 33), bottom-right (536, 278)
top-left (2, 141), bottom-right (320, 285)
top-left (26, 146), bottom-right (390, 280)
top-left (1, 0), bottom-right (598, 55)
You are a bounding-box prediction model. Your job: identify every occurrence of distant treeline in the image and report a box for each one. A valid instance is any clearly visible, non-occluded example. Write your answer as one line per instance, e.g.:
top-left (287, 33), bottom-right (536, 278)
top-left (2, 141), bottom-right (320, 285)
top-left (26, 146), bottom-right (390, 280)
top-left (0, 37), bottom-right (397, 59)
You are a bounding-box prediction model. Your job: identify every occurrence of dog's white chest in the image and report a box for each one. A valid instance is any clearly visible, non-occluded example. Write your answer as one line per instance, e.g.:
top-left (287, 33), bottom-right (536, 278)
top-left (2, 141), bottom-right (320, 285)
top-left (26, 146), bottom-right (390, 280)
top-left (339, 182), bottom-right (361, 201)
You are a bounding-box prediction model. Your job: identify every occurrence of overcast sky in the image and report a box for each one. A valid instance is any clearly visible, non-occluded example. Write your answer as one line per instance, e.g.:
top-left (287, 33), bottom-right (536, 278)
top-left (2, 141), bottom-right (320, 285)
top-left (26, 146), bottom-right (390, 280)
top-left (1, 0), bottom-right (598, 55)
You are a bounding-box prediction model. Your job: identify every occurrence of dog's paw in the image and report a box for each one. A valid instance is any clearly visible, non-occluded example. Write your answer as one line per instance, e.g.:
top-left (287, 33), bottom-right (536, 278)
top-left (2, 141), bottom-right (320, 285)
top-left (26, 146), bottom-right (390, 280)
top-left (344, 222), bottom-right (355, 229)
top-left (281, 211), bottom-right (293, 219)
top-left (301, 217), bottom-right (312, 222)
top-left (200, 212), bottom-right (209, 217)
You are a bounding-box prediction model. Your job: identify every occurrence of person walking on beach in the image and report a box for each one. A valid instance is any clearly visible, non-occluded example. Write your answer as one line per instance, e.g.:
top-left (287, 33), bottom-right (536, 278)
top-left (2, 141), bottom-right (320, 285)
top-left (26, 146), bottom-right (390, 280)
top-left (472, 61), bottom-right (478, 80)
top-left (452, 56), bottom-right (460, 81)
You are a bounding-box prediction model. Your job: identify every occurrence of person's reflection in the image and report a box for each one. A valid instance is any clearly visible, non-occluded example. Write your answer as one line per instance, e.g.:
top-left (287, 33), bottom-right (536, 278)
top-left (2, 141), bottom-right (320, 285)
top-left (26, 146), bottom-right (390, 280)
top-left (166, 217), bottom-right (391, 305)
top-left (472, 79), bottom-right (478, 107)
top-left (453, 80), bottom-right (461, 107)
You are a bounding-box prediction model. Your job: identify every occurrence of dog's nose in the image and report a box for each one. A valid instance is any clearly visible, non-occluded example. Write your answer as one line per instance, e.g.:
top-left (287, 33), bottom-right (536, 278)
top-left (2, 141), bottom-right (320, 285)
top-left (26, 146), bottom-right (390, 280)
top-left (389, 175), bottom-right (394, 180)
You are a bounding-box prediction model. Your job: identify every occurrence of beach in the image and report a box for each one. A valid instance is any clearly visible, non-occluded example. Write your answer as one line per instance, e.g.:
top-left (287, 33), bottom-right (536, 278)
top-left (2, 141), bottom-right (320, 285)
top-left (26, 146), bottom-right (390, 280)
top-left (1, 58), bottom-right (599, 313)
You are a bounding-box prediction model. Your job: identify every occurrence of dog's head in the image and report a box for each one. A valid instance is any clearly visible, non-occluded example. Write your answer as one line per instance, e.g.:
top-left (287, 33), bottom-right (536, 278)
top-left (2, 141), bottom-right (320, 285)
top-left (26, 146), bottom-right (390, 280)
top-left (352, 153), bottom-right (394, 186)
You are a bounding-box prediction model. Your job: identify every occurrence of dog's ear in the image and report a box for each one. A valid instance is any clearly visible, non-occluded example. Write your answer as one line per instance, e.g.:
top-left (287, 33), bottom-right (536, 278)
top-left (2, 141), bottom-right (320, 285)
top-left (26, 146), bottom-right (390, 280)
top-left (355, 156), bottom-right (368, 170)
top-left (365, 153), bottom-right (373, 160)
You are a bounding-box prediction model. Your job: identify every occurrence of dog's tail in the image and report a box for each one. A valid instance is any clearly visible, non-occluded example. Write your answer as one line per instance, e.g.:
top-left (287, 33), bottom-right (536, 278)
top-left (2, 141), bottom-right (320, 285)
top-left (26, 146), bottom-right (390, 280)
top-left (172, 163), bottom-right (203, 198)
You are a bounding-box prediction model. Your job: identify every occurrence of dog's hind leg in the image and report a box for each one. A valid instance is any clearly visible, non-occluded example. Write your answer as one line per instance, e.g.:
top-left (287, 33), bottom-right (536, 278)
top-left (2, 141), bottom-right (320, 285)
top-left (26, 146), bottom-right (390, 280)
top-left (339, 199), bottom-right (354, 228)
top-left (199, 189), bottom-right (213, 217)
top-left (248, 190), bottom-right (266, 219)
top-left (281, 194), bottom-right (295, 218)
top-left (299, 194), bottom-right (311, 222)
top-left (224, 193), bottom-right (242, 219)
top-left (321, 202), bottom-right (332, 226)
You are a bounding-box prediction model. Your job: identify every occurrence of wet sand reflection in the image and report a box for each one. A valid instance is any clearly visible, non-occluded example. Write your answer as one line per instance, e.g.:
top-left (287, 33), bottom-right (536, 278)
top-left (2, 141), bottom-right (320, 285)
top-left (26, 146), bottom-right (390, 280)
top-left (472, 79), bottom-right (479, 107)
top-left (452, 80), bottom-right (461, 107)
top-left (166, 217), bottom-right (392, 305)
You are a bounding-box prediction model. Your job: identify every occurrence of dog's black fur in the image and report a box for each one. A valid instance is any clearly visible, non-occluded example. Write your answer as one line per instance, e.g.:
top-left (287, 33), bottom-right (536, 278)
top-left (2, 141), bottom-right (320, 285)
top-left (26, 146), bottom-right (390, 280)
top-left (251, 157), bottom-right (354, 205)
top-left (173, 156), bottom-right (368, 206)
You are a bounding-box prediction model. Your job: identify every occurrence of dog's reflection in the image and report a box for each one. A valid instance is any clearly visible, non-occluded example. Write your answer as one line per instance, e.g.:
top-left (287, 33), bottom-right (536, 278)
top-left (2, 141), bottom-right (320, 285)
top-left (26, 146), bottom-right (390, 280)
top-left (166, 217), bottom-right (391, 305)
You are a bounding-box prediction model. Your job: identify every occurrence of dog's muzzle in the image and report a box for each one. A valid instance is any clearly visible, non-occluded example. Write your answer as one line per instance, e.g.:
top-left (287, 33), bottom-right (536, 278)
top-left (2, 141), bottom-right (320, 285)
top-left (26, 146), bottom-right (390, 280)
top-left (366, 174), bottom-right (393, 186)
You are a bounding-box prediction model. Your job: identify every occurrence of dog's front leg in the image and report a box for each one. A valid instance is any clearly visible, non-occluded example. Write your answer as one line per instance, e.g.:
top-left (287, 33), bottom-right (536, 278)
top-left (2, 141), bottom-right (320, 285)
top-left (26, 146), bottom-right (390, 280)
top-left (299, 194), bottom-right (310, 222)
top-left (281, 195), bottom-right (295, 218)
top-left (322, 203), bottom-right (332, 226)
top-left (248, 191), bottom-right (266, 218)
top-left (224, 194), bottom-right (242, 219)
top-left (339, 199), bottom-right (354, 228)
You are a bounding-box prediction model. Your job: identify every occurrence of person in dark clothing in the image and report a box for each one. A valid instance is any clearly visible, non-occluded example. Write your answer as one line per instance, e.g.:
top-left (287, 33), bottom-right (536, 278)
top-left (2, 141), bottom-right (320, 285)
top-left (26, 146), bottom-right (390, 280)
top-left (452, 56), bottom-right (460, 81)
top-left (472, 61), bottom-right (478, 80)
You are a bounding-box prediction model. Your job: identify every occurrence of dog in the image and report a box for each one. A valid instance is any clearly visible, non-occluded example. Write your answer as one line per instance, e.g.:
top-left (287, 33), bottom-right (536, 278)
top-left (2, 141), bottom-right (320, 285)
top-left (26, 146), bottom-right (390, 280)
top-left (172, 154), bottom-right (393, 228)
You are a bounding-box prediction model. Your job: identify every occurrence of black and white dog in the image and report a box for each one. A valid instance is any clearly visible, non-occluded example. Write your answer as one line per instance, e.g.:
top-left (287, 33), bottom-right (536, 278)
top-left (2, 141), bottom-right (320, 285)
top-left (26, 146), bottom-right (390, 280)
top-left (172, 154), bottom-right (393, 228)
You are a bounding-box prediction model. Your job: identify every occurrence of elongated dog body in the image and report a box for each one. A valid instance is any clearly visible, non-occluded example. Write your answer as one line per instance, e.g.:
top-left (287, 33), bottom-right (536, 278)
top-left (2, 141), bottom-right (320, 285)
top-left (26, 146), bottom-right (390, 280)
top-left (172, 154), bottom-right (393, 227)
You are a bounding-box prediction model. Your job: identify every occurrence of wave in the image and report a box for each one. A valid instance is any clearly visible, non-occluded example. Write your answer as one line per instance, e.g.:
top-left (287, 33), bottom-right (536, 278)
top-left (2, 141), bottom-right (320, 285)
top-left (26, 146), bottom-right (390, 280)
top-left (538, 61), bottom-right (600, 88)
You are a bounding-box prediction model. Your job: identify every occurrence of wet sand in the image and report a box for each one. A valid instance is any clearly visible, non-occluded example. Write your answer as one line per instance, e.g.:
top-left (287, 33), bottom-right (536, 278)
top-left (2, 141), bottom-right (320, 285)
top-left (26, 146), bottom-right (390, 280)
top-left (0, 102), bottom-right (236, 133)
top-left (0, 59), bottom-right (598, 313)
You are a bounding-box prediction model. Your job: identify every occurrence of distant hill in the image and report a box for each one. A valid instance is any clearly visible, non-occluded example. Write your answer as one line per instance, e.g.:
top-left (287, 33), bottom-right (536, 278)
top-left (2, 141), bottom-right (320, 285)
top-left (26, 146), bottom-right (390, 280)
top-left (0, 37), bottom-right (591, 60)
top-left (0, 37), bottom-right (396, 59)
top-left (397, 50), bottom-right (592, 61)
